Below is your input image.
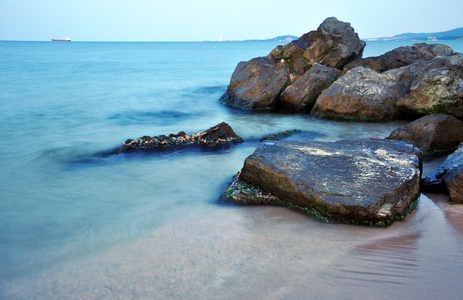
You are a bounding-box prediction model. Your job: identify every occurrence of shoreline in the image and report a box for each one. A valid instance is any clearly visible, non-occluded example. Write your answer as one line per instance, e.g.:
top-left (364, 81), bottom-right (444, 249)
top-left (3, 159), bottom-right (463, 299)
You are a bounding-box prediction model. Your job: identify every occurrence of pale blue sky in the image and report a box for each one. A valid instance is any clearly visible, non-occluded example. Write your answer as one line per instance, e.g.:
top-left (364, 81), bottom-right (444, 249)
top-left (1, 0), bottom-right (462, 41)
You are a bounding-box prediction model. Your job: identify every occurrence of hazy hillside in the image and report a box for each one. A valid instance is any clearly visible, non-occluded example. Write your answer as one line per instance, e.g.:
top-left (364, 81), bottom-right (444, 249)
top-left (393, 27), bottom-right (463, 40)
top-left (243, 35), bottom-right (298, 42)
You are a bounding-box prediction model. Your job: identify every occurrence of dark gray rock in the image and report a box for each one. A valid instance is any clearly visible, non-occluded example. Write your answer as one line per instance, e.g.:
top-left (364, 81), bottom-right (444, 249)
top-left (396, 54), bottom-right (463, 116)
top-left (259, 129), bottom-right (302, 142)
top-left (280, 64), bottom-right (342, 112)
top-left (457, 80), bottom-right (463, 100)
top-left (237, 139), bottom-right (422, 226)
top-left (303, 17), bottom-right (365, 70)
top-left (110, 122), bottom-right (244, 154)
top-left (219, 57), bottom-right (290, 110)
top-left (422, 143), bottom-right (463, 203)
top-left (344, 43), bottom-right (454, 72)
top-left (387, 114), bottom-right (463, 154)
top-left (310, 66), bottom-right (409, 120)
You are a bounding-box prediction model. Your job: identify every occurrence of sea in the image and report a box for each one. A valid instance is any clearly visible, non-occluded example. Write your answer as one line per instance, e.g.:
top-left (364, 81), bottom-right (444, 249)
top-left (1, 39), bottom-right (463, 299)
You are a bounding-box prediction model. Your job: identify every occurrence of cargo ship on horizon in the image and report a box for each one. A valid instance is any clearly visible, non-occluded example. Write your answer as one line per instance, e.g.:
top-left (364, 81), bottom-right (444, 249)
top-left (51, 37), bottom-right (71, 42)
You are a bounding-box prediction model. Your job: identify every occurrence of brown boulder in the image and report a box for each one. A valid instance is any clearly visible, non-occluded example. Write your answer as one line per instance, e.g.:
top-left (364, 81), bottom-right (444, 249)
top-left (234, 139), bottom-right (421, 226)
top-left (387, 114), bottom-right (463, 154)
top-left (219, 57), bottom-right (290, 110)
top-left (280, 64), bottom-right (342, 112)
top-left (268, 31), bottom-right (316, 75)
top-left (310, 66), bottom-right (409, 120)
top-left (396, 54), bottom-right (463, 116)
top-left (344, 43), bottom-right (454, 72)
top-left (303, 17), bottom-right (365, 70)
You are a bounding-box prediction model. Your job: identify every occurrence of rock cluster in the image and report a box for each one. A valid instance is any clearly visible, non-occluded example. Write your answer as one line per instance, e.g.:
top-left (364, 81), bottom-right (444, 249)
top-left (223, 139), bottom-right (422, 226)
top-left (219, 17), bottom-right (463, 121)
top-left (110, 122), bottom-right (244, 154)
top-left (219, 17), bottom-right (365, 111)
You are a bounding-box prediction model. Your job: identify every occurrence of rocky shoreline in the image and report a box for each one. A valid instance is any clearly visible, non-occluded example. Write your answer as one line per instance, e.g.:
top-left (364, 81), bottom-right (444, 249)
top-left (219, 17), bottom-right (462, 121)
top-left (108, 17), bottom-right (463, 226)
top-left (215, 17), bottom-right (463, 226)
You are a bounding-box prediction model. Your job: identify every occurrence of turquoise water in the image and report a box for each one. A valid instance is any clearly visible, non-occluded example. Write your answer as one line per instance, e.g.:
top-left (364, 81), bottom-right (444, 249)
top-left (1, 40), bottom-right (463, 299)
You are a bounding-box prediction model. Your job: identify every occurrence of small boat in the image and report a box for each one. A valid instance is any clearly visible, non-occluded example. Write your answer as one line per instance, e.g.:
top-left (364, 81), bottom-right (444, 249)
top-left (51, 37), bottom-right (71, 42)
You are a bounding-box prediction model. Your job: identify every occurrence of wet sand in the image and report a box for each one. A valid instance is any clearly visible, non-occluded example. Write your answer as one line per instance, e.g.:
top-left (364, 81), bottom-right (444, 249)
top-left (3, 194), bottom-right (463, 299)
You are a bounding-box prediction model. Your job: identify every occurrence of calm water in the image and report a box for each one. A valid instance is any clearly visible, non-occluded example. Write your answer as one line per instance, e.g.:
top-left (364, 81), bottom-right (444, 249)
top-left (1, 40), bottom-right (463, 299)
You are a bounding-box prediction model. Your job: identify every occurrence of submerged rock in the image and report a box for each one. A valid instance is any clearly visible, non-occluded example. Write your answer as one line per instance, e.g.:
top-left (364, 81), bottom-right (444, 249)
top-left (387, 114), bottom-right (463, 154)
top-left (310, 66), bottom-right (409, 120)
top-left (259, 129), bottom-right (302, 142)
top-left (110, 122), bottom-right (244, 154)
top-left (344, 43), bottom-right (454, 73)
top-left (422, 143), bottom-right (463, 203)
top-left (229, 139), bottom-right (421, 226)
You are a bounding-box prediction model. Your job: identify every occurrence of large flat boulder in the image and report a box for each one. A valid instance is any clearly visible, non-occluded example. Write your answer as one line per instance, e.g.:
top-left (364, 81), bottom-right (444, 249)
top-left (303, 17), bottom-right (365, 70)
top-left (218, 57), bottom-right (290, 110)
top-left (396, 54), bottom-right (463, 116)
top-left (280, 64), bottom-right (342, 112)
top-left (237, 139), bottom-right (422, 226)
top-left (344, 43), bottom-right (454, 72)
top-left (422, 143), bottom-right (463, 203)
top-left (310, 66), bottom-right (409, 120)
top-left (387, 114), bottom-right (463, 154)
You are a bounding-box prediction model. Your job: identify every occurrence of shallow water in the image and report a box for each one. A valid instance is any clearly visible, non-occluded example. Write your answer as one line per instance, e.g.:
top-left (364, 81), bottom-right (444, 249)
top-left (1, 40), bottom-right (463, 299)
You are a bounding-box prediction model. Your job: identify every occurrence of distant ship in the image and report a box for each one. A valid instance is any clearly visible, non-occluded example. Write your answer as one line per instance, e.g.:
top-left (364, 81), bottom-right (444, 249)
top-left (51, 37), bottom-right (71, 42)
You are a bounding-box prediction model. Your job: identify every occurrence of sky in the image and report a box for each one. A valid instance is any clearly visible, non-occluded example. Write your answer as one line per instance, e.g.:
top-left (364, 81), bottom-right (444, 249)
top-left (1, 0), bottom-right (462, 42)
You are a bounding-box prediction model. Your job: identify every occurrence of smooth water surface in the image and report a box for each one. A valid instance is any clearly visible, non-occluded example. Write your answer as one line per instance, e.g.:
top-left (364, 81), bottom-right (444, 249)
top-left (1, 40), bottom-right (463, 299)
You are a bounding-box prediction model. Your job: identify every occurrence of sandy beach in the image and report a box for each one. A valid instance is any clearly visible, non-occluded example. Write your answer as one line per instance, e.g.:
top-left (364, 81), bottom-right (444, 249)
top-left (4, 188), bottom-right (463, 299)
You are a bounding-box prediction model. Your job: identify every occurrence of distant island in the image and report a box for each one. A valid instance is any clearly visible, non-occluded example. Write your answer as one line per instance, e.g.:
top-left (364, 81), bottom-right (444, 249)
top-left (219, 27), bottom-right (463, 43)
top-left (366, 27), bottom-right (463, 41)
top-left (217, 35), bottom-right (298, 43)
top-left (244, 35), bottom-right (299, 42)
